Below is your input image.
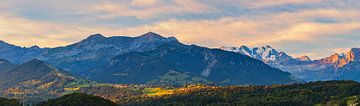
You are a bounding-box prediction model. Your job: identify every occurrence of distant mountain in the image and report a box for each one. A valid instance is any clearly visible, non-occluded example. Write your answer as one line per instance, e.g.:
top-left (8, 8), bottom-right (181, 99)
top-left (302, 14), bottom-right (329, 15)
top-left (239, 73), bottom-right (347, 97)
top-left (86, 43), bottom-right (298, 85)
top-left (296, 56), bottom-right (312, 62)
top-left (336, 48), bottom-right (360, 81)
top-left (0, 32), bottom-right (178, 74)
top-left (43, 32), bottom-right (179, 74)
top-left (0, 40), bottom-right (44, 64)
top-left (0, 59), bottom-right (93, 103)
top-left (220, 45), bottom-right (294, 63)
top-left (221, 46), bottom-right (360, 81)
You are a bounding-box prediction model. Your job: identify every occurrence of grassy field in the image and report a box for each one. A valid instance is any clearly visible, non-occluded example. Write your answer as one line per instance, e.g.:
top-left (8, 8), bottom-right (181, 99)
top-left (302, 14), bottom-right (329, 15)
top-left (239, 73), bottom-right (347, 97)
top-left (144, 88), bottom-right (174, 97)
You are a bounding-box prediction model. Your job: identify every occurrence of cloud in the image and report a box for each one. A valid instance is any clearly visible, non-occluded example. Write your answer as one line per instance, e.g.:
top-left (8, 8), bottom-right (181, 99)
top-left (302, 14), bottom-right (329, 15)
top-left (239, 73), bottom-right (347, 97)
top-left (131, 0), bottom-right (159, 6)
top-left (220, 0), bottom-right (322, 9)
top-left (261, 22), bottom-right (360, 43)
top-left (329, 48), bottom-right (352, 54)
top-left (93, 0), bottom-right (212, 19)
top-left (0, 0), bottom-right (359, 59)
top-left (0, 12), bottom-right (122, 47)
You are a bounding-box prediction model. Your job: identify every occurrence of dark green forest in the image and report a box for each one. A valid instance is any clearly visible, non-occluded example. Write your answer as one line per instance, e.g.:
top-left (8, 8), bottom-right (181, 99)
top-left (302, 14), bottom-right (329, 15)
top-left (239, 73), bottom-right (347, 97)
top-left (0, 97), bottom-right (20, 106)
top-left (37, 93), bottom-right (117, 106)
top-left (1, 80), bottom-right (360, 106)
top-left (120, 81), bottom-right (360, 106)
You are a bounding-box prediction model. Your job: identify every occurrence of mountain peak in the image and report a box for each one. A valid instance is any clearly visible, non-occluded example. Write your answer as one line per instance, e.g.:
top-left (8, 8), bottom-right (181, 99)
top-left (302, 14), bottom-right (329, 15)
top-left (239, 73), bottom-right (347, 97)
top-left (29, 45), bottom-right (41, 49)
top-left (0, 40), bottom-right (6, 44)
top-left (0, 40), bottom-right (12, 46)
top-left (297, 56), bottom-right (311, 61)
top-left (346, 47), bottom-right (360, 62)
top-left (78, 34), bottom-right (107, 45)
top-left (265, 45), bottom-right (273, 49)
top-left (239, 45), bottom-right (250, 50)
top-left (139, 32), bottom-right (165, 39)
top-left (86, 34), bottom-right (106, 40)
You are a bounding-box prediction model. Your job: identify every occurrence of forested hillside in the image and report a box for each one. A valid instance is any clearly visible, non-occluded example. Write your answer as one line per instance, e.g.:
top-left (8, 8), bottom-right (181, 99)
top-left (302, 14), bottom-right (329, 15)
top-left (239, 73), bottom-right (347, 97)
top-left (0, 97), bottom-right (20, 106)
top-left (120, 81), bottom-right (360, 106)
top-left (37, 93), bottom-right (117, 106)
top-left (2, 81), bottom-right (360, 106)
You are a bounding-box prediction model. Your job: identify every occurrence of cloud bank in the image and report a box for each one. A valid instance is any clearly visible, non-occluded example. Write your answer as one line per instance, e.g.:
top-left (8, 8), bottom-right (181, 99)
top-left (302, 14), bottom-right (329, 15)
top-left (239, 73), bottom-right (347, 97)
top-left (0, 0), bottom-right (359, 59)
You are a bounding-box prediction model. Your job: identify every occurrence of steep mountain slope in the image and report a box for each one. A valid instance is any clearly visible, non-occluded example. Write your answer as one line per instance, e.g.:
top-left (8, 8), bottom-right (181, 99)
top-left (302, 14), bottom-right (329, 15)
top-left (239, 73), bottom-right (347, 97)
top-left (86, 43), bottom-right (299, 85)
top-left (336, 48), bottom-right (360, 81)
top-left (0, 59), bottom-right (93, 103)
top-left (337, 61), bottom-right (360, 81)
top-left (0, 59), bottom-right (18, 74)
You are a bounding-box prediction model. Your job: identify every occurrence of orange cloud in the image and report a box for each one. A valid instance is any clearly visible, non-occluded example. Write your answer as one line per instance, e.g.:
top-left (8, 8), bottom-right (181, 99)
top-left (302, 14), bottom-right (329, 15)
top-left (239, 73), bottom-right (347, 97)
top-left (0, 1), bottom-right (359, 59)
top-left (93, 0), bottom-right (211, 19)
top-left (1, 8), bottom-right (359, 49)
top-left (131, 0), bottom-right (159, 6)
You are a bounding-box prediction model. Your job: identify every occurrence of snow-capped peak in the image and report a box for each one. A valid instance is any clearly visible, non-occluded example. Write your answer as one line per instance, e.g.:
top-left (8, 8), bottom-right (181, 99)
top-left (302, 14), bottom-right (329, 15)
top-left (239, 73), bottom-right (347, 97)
top-left (296, 56), bottom-right (311, 61)
top-left (220, 45), bottom-right (291, 63)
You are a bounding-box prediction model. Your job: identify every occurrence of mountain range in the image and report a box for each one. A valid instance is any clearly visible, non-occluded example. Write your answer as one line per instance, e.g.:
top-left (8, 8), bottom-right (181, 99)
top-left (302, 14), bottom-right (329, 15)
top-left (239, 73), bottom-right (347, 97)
top-left (1, 32), bottom-right (360, 104)
top-left (221, 46), bottom-right (360, 81)
top-left (0, 32), bottom-right (298, 86)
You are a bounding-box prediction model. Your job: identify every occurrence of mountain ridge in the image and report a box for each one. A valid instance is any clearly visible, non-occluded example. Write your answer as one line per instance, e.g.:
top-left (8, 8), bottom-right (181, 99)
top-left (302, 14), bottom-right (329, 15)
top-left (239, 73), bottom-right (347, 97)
top-left (221, 45), bottom-right (360, 81)
top-left (86, 43), bottom-right (298, 85)
top-left (0, 32), bottom-right (299, 86)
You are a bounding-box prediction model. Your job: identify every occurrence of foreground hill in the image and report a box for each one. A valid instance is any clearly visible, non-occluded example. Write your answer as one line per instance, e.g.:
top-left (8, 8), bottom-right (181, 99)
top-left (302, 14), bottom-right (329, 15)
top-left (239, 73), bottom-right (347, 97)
top-left (0, 59), bottom-right (95, 103)
top-left (0, 97), bottom-right (20, 106)
top-left (121, 81), bottom-right (360, 106)
top-left (0, 59), bottom-right (17, 74)
top-left (37, 93), bottom-right (117, 106)
top-left (87, 43), bottom-right (298, 85)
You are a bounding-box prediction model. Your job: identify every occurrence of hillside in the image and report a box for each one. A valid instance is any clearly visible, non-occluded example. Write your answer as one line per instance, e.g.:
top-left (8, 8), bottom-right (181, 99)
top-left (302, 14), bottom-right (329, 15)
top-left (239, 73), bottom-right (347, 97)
top-left (0, 59), bottom-right (17, 74)
top-left (0, 59), bottom-right (95, 103)
top-left (37, 93), bottom-right (117, 106)
top-left (0, 97), bottom-right (20, 106)
top-left (121, 81), bottom-right (360, 106)
top-left (2, 80), bottom-right (359, 106)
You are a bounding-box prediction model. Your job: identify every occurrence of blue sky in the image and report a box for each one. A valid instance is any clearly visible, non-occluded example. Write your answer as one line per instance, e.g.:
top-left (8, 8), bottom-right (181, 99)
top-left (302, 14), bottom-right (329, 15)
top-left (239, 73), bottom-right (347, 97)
top-left (0, 0), bottom-right (359, 59)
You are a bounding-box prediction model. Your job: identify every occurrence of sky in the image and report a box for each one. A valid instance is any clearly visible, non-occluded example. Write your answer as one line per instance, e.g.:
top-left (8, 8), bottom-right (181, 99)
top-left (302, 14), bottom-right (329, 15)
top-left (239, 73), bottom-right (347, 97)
top-left (0, 0), bottom-right (359, 59)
